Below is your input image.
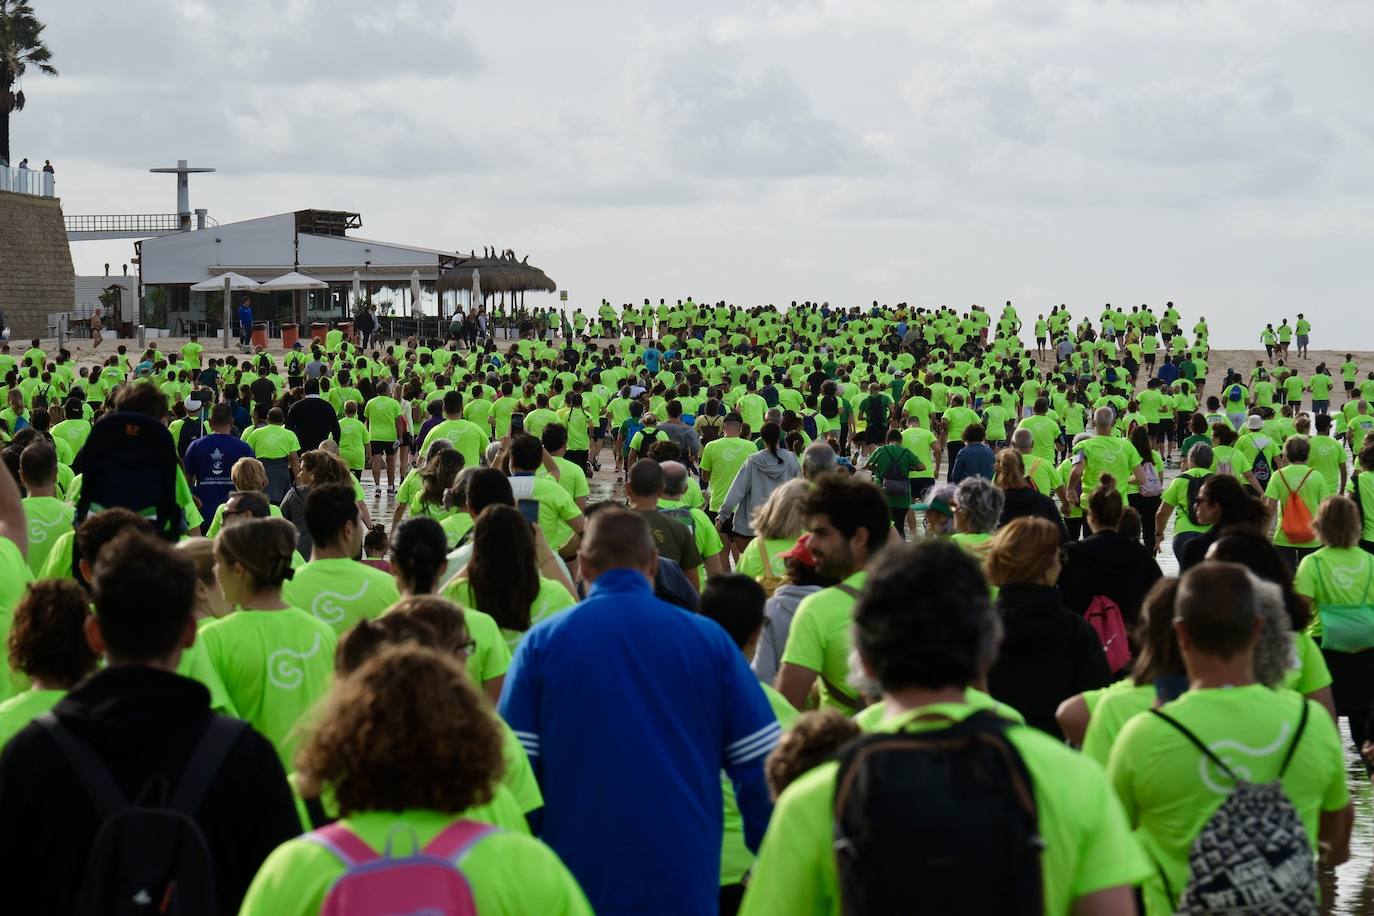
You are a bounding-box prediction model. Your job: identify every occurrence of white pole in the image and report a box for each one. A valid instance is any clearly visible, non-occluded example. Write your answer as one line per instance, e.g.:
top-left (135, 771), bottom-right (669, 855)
top-left (223, 276), bottom-right (232, 349)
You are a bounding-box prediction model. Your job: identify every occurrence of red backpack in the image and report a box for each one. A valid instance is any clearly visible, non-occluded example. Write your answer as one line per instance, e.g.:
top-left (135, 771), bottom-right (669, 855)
top-left (1085, 595), bottom-right (1132, 673)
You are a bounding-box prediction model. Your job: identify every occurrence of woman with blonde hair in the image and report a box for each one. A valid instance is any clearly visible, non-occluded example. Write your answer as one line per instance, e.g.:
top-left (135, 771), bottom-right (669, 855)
top-left (734, 479), bottom-right (809, 594)
top-left (1294, 495), bottom-right (1374, 757)
top-left (984, 517), bottom-right (1110, 738)
top-left (993, 448), bottom-right (1065, 536)
top-left (193, 517), bottom-right (337, 769)
top-left (238, 646), bottom-right (592, 915)
top-left (205, 457), bottom-right (282, 536)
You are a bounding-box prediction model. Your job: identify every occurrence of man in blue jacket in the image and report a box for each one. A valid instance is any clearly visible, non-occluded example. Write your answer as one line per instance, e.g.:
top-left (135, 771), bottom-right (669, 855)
top-left (500, 506), bottom-right (777, 916)
top-left (237, 300), bottom-right (253, 350)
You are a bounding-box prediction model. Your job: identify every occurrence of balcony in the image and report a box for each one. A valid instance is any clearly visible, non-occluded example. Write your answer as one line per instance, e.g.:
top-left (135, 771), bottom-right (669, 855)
top-left (0, 164), bottom-right (55, 197)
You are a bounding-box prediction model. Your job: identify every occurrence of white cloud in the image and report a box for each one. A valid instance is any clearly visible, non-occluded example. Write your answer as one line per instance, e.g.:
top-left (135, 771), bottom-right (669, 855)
top-left (9, 0), bottom-right (1374, 345)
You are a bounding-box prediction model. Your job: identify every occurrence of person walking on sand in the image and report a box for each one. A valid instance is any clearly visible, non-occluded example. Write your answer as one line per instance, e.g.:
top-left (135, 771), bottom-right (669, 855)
top-left (89, 305), bottom-right (103, 349)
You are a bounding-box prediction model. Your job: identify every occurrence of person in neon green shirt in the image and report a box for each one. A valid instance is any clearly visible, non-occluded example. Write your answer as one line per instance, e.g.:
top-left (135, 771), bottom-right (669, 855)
top-left (16, 442), bottom-right (74, 577)
top-left (337, 401), bottom-right (369, 473)
top-left (198, 518), bottom-right (338, 770)
top-left (1068, 407), bottom-right (1145, 507)
top-left (282, 483), bottom-right (400, 635)
top-left (238, 646), bottom-right (593, 916)
top-left (424, 390), bottom-right (490, 469)
top-left (1263, 436), bottom-right (1331, 562)
top-left (363, 380), bottom-right (405, 493)
top-left (0, 579), bottom-right (98, 747)
top-left (1108, 563), bottom-right (1350, 916)
top-left (700, 415), bottom-right (754, 518)
top-left (776, 474), bottom-right (890, 714)
top-left (741, 538), bottom-right (1150, 916)
top-left (0, 460), bottom-right (34, 702)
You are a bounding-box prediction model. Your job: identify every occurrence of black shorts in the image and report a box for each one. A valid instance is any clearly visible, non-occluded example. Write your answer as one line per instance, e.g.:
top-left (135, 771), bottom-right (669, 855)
top-left (399, 431), bottom-right (414, 448)
top-left (370, 441), bottom-right (397, 456)
top-left (1158, 418), bottom-right (1174, 434)
top-left (864, 427), bottom-right (886, 445)
top-left (596, 419), bottom-right (609, 439)
top-left (910, 476), bottom-right (935, 500)
top-left (1346, 381), bottom-right (1356, 391)
top-left (1148, 422), bottom-right (1164, 437)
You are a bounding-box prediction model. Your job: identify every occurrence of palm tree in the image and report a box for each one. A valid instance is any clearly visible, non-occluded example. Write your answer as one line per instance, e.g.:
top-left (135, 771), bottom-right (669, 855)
top-left (0, 0), bottom-right (57, 166)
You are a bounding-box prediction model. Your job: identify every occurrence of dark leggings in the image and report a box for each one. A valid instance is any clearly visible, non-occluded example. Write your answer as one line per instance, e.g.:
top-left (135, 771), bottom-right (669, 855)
top-left (1128, 494), bottom-right (1162, 547)
top-left (890, 506), bottom-right (908, 537)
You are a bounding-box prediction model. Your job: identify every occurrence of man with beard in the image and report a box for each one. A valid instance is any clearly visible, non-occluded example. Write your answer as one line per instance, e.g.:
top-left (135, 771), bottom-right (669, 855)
top-left (773, 473), bottom-right (891, 714)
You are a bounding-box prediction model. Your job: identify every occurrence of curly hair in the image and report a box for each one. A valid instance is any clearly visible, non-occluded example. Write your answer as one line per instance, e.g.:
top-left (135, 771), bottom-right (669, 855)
top-left (954, 476), bottom-right (1004, 535)
top-left (765, 709), bottom-right (860, 800)
top-left (295, 645), bottom-right (504, 815)
top-left (8, 580), bottom-right (98, 686)
top-left (300, 450), bottom-right (351, 487)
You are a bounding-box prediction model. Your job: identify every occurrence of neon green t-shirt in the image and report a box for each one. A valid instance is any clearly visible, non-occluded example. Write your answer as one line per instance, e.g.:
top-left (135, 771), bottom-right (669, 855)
top-left (1108, 687), bottom-right (1347, 916)
top-left (509, 475), bottom-right (582, 551)
top-left (363, 396), bottom-right (403, 442)
top-left (0, 536), bottom-right (36, 701)
top-left (337, 417), bottom-right (369, 470)
top-left (779, 571), bottom-right (867, 713)
top-left (425, 418), bottom-right (489, 469)
top-left (1294, 546), bottom-right (1374, 640)
top-left (242, 424), bottom-right (301, 460)
top-left (1073, 434), bottom-right (1142, 495)
top-left (195, 607), bottom-right (338, 769)
top-left (0, 687), bottom-right (63, 748)
top-left (21, 496), bottom-right (74, 577)
top-left (282, 557), bottom-right (401, 635)
top-left (700, 438), bottom-right (755, 514)
top-left (740, 702), bottom-right (1152, 916)
top-left (1264, 464), bottom-right (1331, 548)
top-left (443, 576), bottom-right (577, 651)
top-left (238, 809), bottom-right (594, 916)
top-left (1160, 469), bottom-right (1213, 536)
top-left (722, 683), bottom-right (797, 884)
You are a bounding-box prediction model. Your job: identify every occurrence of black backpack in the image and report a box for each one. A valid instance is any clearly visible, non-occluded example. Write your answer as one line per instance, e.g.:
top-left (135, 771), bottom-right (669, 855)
top-left (864, 396), bottom-right (889, 433)
top-left (1184, 473), bottom-right (1214, 526)
top-left (73, 411), bottom-right (184, 541)
top-left (833, 711), bottom-right (1045, 915)
top-left (176, 418), bottom-right (205, 462)
top-left (37, 714), bottom-right (248, 916)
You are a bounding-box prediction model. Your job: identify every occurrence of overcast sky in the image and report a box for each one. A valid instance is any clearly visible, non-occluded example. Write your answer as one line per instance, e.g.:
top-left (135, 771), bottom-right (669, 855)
top-left (14, 0), bottom-right (1374, 346)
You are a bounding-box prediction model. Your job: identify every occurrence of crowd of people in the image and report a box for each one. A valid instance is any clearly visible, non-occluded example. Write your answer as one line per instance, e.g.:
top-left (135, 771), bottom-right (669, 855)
top-left (0, 297), bottom-right (1369, 915)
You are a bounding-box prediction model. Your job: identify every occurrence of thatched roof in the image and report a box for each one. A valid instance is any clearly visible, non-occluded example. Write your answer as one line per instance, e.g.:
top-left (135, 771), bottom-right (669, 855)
top-left (436, 255), bottom-right (557, 295)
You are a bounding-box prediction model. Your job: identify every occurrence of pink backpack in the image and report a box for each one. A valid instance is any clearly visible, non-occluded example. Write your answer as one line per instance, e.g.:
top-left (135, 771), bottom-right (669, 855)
top-left (1085, 595), bottom-right (1132, 672)
top-left (306, 820), bottom-right (496, 916)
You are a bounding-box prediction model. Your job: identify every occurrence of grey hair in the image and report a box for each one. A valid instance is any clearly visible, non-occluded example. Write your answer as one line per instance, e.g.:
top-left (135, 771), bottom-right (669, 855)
top-left (1093, 406), bottom-right (1116, 429)
top-left (483, 441), bottom-right (503, 467)
top-left (1187, 441), bottom-right (1214, 469)
top-left (750, 479), bottom-right (811, 541)
top-left (1010, 428), bottom-right (1034, 450)
top-left (956, 477), bottom-right (1004, 534)
top-left (660, 460), bottom-right (689, 498)
top-left (764, 408), bottom-right (783, 424)
top-left (1249, 573), bottom-right (1294, 688)
top-left (802, 442), bottom-right (837, 478)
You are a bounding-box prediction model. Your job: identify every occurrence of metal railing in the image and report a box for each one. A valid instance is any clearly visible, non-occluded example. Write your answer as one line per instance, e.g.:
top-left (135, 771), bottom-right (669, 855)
top-left (1, 164), bottom-right (55, 197)
top-left (64, 213), bottom-right (184, 233)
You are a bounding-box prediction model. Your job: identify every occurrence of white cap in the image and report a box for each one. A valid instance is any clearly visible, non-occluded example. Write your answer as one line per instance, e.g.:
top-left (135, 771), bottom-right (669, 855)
top-left (1246, 415), bottom-right (1264, 430)
top-left (184, 397), bottom-right (203, 412)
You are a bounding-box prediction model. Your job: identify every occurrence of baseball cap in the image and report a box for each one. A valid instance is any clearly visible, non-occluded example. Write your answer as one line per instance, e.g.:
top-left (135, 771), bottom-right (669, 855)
top-left (913, 494), bottom-right (954, 516)
top-left (778, 533), bottom-right (817, 567)
top-left (184, 396), bottom-right (203, 412)
top-left (1245, 415), bottom-right (1264, 430)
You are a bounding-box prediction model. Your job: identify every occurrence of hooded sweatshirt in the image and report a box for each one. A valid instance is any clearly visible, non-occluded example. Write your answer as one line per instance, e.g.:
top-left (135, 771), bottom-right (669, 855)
top-left (752, 583), bottom-right (822, 684)
top-left (720, 447), bottom-right (801, 537)
top-left (0, 666), bottom-right (300, 915)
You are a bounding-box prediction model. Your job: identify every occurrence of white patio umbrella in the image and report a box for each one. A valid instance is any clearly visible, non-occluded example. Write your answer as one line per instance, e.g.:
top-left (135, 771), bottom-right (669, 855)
top-left (471, 268), bottom-right (481, 310)
top-left (190, 272), bottom-right (261, 348)
top-left (352, 270), bottom-right (362, 307)
top-left (261, 271), bottom-right (330, 329)
top-left (410, 269), bottom-right (423, 318)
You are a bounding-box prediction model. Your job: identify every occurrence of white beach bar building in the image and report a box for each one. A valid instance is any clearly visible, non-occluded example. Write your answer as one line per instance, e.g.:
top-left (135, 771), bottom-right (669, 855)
top-left (134, 209), bottom-right (465, 336)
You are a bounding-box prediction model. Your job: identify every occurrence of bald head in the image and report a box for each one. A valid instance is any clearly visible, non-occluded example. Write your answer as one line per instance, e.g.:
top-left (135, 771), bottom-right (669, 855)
top-left (579, 506), bottom-right (657, 584)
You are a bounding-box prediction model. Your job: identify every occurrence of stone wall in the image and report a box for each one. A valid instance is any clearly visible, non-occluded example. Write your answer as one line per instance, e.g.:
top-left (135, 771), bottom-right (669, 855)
top-left (0, 190), bottom-right (75, 338)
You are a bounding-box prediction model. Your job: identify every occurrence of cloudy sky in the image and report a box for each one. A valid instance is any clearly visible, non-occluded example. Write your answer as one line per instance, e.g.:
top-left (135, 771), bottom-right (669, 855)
top-left (14, 0), bottom-right (1374, 346)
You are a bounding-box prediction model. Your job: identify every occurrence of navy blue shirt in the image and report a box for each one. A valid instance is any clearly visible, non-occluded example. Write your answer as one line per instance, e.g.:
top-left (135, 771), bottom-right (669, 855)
top-left (500, 569), bottom-right (777, 915)
top-left (951, 441), bottom-right (996, 483)
top-left (183, 433), bottom-right (255, 518)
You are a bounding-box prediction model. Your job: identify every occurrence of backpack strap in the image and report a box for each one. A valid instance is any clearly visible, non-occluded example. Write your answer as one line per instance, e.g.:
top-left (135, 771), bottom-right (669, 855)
top-left (36, 712), bottom-right (128, 819)
top-left (1149, 709), bottom-right (1237, 781)
top-left (424, 820), bottom-right (499, 863)
top-left (169, 717), bottom-right (249, 815)
top-left (306, 823), bottom-right (381, 868)
top-left (1277, 697), bottom-right (1311, 778)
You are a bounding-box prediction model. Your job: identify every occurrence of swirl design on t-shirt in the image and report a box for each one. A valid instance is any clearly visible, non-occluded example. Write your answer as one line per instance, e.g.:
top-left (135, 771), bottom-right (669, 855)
top-left (268, 632), bottom-right (324, 689)
top-left (1196, 721), bottom-right (1294, 795)
top-left (310, 582), bottom-right (370, 625)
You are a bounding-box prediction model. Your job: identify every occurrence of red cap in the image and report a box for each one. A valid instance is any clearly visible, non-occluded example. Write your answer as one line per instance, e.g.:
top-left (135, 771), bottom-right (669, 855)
top-left (779, 533), bottom-right (817, 567)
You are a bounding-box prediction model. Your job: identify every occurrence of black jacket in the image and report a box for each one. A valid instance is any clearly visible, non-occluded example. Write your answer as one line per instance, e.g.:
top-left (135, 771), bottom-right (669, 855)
top-left (987, 583), bottom-right (1111, 738)
top-left (999, 486), bottom-right (1068, 540)
top-left (1057, 529), bottom-right (1163, 629)
top-left (0, 666), bottom-right (301, 916)
top-left (286, 395), bottom-right (342, 452)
